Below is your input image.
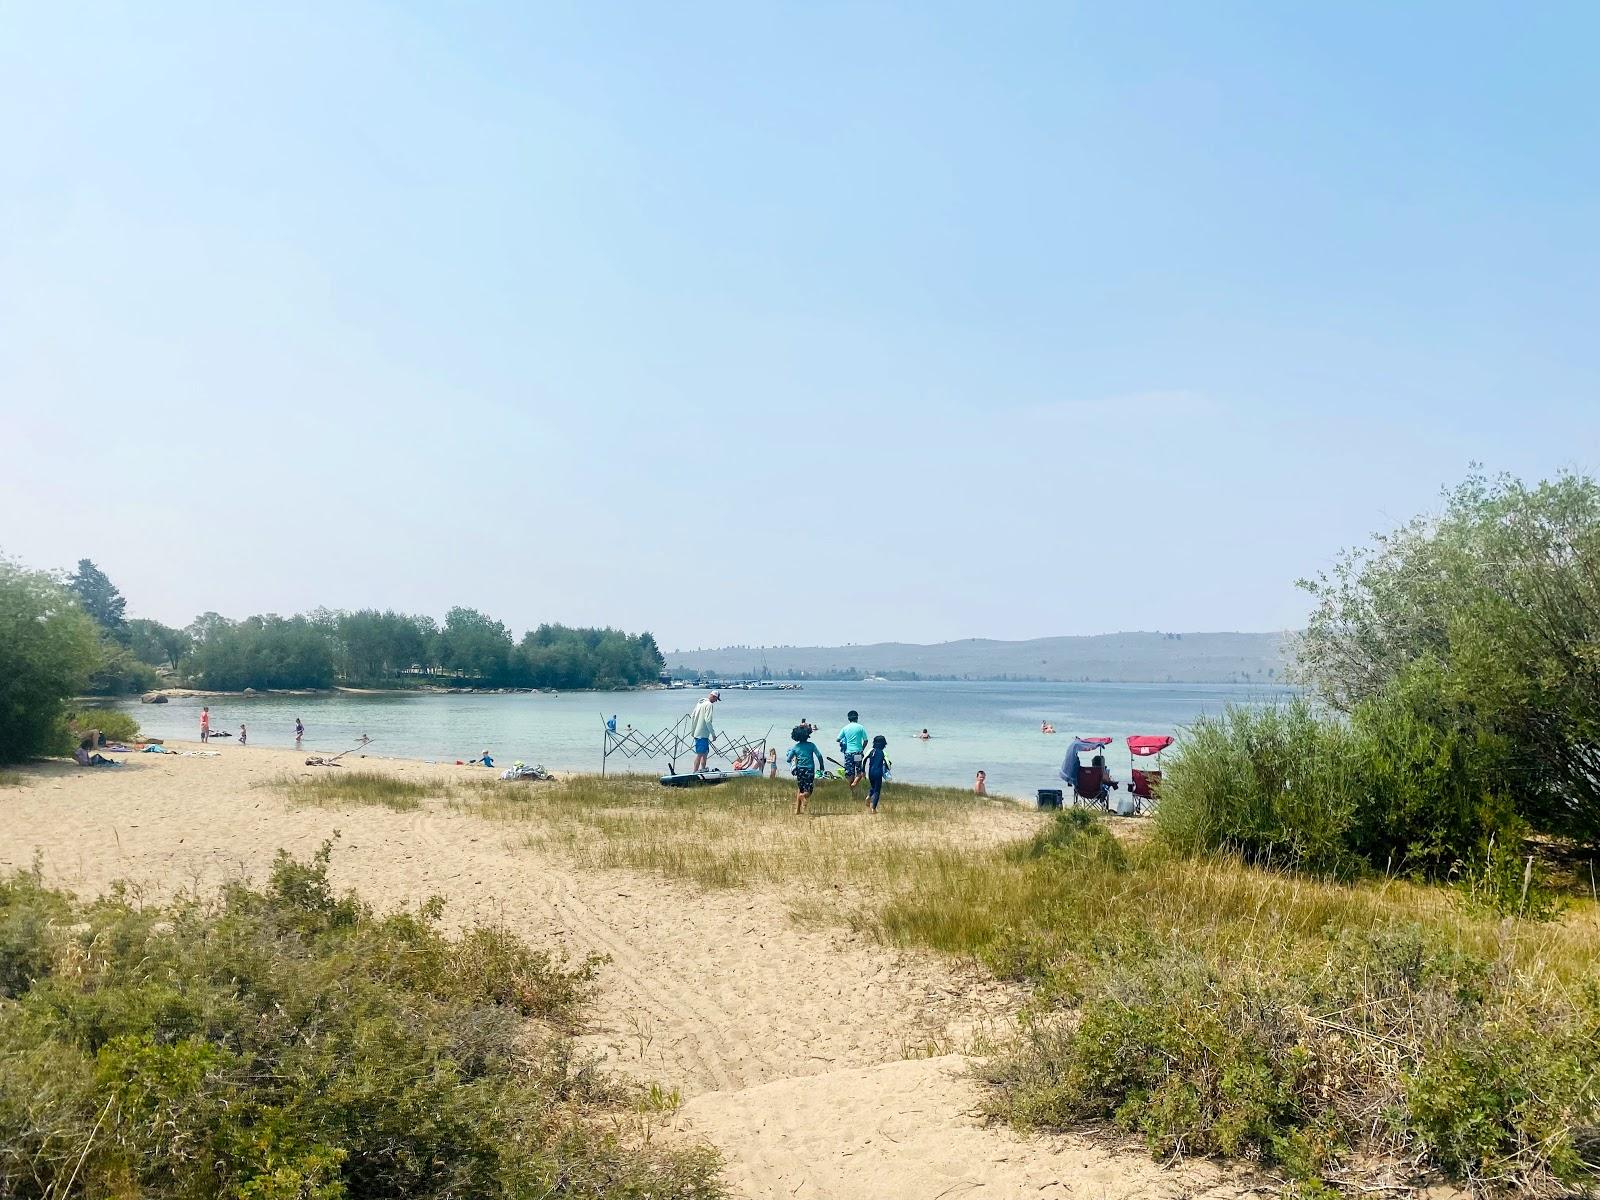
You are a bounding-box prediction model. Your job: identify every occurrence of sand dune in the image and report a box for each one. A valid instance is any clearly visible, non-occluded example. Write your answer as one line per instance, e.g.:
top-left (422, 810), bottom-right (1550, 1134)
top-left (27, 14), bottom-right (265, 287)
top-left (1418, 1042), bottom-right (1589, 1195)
top-left (0, 745), bottom-right (1259, 1198)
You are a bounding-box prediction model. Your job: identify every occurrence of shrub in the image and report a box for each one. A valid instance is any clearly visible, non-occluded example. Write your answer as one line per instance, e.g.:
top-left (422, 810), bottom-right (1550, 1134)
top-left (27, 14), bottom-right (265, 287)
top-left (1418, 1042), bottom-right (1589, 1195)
top-left (968, 840), bottom-right (1600, 1192)
top-left (0, 844), bottom-right (720, 1200)
top-left (65, 708), bottom-right (142, 748)
top-left (1157, 696), bottom-right (1525, 882)
top-left (0, 559), bottom-right (102, 763)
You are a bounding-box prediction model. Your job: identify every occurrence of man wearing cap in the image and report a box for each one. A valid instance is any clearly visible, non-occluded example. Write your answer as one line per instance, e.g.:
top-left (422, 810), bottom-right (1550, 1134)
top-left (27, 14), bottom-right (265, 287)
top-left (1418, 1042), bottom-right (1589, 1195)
top-left (689, 690), bottom-right (720, 773)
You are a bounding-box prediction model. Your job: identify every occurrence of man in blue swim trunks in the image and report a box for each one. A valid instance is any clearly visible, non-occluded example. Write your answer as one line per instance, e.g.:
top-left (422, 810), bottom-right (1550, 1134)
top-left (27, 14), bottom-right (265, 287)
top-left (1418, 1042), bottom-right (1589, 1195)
top-left (689, 691), bottom-right (719, 772)
top-left (837, 709), bottom-right (869, 793)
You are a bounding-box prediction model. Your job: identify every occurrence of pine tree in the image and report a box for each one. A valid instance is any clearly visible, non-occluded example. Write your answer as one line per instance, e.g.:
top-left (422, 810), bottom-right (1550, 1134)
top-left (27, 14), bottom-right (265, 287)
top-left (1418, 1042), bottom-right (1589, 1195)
top-left (67, 558), bottom-right (128, 636)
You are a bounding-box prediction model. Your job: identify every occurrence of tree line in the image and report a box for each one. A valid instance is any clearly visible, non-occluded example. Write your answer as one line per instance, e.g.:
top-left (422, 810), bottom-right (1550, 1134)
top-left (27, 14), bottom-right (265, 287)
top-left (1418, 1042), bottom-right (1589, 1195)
top-left (0, 557), bottom-right (664, 761)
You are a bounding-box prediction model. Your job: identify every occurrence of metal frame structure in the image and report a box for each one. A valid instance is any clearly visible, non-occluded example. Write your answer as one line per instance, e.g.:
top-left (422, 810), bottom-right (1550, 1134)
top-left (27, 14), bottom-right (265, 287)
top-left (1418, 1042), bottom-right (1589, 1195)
top-left (601, 713), bottom-right (769, 777)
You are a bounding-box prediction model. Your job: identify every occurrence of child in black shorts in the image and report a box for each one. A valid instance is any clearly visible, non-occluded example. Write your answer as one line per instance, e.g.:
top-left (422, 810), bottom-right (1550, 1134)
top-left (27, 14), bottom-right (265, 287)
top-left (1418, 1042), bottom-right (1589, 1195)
top-left (863, 734), bottom-right (889, 813)
top-left (786, 724), bottom-right (825, 815)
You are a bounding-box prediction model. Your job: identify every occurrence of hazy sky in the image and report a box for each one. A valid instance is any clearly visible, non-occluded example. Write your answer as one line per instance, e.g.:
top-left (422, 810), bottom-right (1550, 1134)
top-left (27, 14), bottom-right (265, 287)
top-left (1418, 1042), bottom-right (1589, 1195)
top-left (3, 2), bottom-right (1596, 651)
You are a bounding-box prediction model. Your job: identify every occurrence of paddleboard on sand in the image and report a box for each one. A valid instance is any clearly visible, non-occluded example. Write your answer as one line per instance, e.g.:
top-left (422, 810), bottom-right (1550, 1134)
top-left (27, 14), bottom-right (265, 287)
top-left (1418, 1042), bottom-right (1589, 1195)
top-left (658, 768), bottom-right (763, 788)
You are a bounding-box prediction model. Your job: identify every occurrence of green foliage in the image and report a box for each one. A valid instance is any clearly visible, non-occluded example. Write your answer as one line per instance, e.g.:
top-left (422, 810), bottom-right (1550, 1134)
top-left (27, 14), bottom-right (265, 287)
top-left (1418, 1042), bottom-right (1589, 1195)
top-left (65, 558), bottom-right (127, 637)
top-left (84, 637), bottom-right (162, 695)
top-left (0, 846), bottom-right (718, 1200)
top-left (65, 708), bottom-right (142, 747)
top-left (440, 606), bottom-right (515, 680)
top-left (1156, 697), bottom-right (1526, 881)
top-left (517, 624), bottom-right (665, 689)
top-left (0, 559), bottom-right (103, 763)
top-left (174, 607), bottom-right (663, 691)
top-left (333, 609), bottom-right (433, 681)
top-left (184, 613), bottom-right (338, 690)
top-left (1298, 469), bottom-right (1600, 846)
top-left (877, 817), bottom-right (1600, 1193)
top-left (127, 617), bottom-right (192, 668)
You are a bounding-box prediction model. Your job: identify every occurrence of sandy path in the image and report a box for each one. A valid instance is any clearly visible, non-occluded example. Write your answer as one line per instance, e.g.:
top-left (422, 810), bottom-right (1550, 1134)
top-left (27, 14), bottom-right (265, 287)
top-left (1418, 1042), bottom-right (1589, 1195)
top-left (0, 747), bottom-right (1254, 1198)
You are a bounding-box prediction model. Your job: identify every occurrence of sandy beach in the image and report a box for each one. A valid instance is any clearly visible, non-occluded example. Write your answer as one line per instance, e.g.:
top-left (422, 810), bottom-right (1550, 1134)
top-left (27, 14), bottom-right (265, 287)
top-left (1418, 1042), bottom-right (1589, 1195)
top-left (0, 744), bottom-right (1255, 1199)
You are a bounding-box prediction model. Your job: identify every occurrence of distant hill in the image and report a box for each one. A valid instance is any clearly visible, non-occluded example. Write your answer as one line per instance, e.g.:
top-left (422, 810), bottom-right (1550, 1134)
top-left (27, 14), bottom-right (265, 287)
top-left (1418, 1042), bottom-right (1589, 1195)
top-left (664, 632), bottom-right (1291, 684)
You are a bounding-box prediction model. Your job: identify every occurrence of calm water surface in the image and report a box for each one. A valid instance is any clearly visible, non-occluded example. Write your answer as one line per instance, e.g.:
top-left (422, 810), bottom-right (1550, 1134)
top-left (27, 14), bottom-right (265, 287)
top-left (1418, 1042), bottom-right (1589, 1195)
top-left (108, 681), bottom-right (1292, 801)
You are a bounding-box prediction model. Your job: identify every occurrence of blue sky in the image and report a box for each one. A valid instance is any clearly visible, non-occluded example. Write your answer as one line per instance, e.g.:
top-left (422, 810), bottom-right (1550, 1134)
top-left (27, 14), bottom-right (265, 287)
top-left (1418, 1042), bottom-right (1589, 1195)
top-left (2, 2), bottom-right (1596, 649)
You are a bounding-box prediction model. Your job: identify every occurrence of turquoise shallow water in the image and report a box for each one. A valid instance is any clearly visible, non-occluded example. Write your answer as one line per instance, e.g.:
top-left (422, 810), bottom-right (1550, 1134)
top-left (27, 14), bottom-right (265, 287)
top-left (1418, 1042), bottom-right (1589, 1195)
top-left (106, 680), bottom-right (1292, 801)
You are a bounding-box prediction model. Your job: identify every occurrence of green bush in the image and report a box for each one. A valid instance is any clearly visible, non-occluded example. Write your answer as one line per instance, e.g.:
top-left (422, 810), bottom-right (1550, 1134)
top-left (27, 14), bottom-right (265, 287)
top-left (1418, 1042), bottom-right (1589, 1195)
top-left (0, 559), bottom-right (102, 763)
top-left (65, 708), bottom-right (142, 748)
top-left (980, 898), bottom-right (1600, 1191)
top-left (1157, 695), bottom-right (1525, 882)
top-left (0, 844), bottom-right (720, 1200)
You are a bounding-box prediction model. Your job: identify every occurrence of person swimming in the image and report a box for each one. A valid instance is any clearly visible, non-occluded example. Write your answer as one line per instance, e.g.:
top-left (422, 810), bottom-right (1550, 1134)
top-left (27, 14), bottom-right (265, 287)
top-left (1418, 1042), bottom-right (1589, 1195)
top-left (917, 728), bottom-right (931, 740)
top-left (1040, 720), bottom-right (1056, 734)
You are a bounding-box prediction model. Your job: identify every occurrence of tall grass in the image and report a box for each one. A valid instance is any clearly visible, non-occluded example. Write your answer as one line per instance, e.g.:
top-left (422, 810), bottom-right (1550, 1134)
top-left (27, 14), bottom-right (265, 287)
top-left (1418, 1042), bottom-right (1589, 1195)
top-left (274, 769), bottom-right (500, 812)
top-left (458, 773), bottom-right (1034, 891)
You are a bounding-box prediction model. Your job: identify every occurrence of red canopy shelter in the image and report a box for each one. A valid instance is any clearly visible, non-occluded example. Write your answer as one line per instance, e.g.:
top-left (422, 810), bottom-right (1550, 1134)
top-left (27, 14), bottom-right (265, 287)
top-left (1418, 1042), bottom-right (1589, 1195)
top-left (1127, 735), bottom-right (1175, 757)
top-left (1074, 736), bottom-right (1113, 747)
top-left (1126, 734), bottom-right (1174, 812)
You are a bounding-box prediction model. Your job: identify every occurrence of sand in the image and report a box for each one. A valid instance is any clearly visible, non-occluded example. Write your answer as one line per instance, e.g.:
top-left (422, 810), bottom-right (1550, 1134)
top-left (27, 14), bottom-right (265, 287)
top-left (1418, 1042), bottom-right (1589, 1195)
top-left (0, 745), bottom-right (1259, 1199)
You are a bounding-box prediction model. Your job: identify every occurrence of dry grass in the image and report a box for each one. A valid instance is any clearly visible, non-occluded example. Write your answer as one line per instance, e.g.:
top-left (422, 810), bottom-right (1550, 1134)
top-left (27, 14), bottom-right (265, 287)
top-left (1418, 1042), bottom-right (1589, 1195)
top-left (455, 772), bottom-right (1040, 891)
top-left (270, 769), bottom-right (485, 812)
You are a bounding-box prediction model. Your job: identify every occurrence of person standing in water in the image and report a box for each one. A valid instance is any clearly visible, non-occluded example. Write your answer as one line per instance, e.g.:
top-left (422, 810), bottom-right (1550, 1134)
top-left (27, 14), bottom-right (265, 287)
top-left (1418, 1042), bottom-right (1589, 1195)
top-left (688, 691), bottom-right (719, 773)
top-left (294, 717), bottom-right (304, 746)
top-left (200, 706), bottom-right (210, 743)
top-left (837, 710), bottom-right (869, 793)
top-left (238, 723), bottom-right (248, 747)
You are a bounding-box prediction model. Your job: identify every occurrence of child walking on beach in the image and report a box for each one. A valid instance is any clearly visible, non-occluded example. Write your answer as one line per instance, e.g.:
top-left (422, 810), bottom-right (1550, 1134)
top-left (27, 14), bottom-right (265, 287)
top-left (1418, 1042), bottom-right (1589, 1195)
top-left (786, 725), bottom-right (825, 815)
top-left (864, 735), bottom-right (889, 813)
top-left (238, 724), bottom-right (248, 747)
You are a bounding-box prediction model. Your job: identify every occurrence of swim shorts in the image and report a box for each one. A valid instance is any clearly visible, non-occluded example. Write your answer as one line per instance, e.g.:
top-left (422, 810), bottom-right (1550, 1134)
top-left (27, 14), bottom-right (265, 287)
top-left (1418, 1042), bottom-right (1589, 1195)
top-left (795, 766), bottom-right (816, 794)
top-left (844, 751), bottom-right (862, 778)
top-left (693, 737), bottom-right (710, 755)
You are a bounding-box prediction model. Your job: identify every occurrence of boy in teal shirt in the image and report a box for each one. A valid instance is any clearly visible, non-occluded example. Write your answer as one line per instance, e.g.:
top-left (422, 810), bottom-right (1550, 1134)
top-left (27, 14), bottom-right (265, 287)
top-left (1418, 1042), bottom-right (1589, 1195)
top-left (786, 724), bottom-right (826, 815)
top-left (837, 710), bottom-right (869, 793)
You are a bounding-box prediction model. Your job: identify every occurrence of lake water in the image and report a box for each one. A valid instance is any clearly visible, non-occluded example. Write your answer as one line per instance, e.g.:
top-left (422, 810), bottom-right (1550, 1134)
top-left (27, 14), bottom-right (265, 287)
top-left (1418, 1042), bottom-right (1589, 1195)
top-left (106, 681), bottom-right (1292, 801)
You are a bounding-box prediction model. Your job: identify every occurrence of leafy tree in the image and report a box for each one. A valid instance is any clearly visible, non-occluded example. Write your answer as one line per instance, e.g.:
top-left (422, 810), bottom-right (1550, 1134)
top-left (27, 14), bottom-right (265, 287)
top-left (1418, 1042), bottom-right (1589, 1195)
top-left (1298, 469), bottom-right (1600, 846)
top-left (127, 618), bottom-right (192, 669)
top-left (336, 610), bottom-right (433, 683)
top-left (0, 559), bottom-right (102, 761)
top-left (184, 615), bottom-right (336, 690)
top-left (440, 608), bottom-right (514, 681)
top-left (517, 624), bottom-right (664, 689)
top-left (66, 558), bottom-right (127, 637)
